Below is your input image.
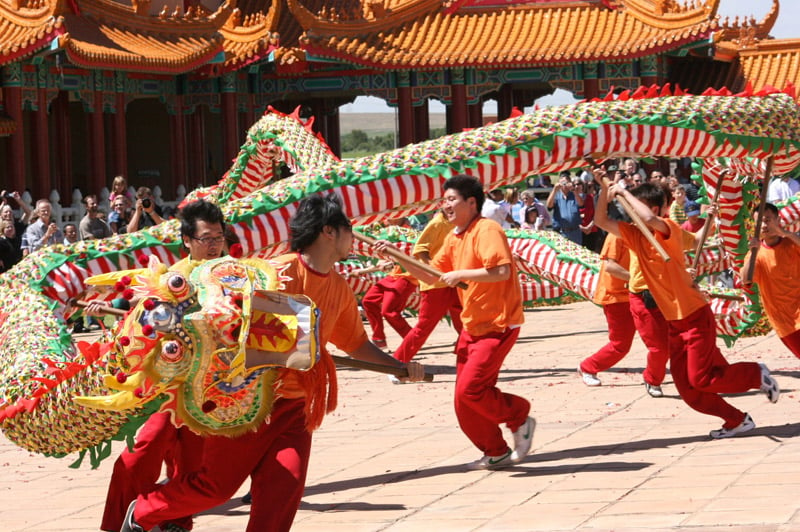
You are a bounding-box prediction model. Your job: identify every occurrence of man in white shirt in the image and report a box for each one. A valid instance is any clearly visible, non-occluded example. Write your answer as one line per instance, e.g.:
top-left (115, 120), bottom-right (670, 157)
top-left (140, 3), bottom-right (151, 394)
top-left (766, 175), bottom-right (800, 204)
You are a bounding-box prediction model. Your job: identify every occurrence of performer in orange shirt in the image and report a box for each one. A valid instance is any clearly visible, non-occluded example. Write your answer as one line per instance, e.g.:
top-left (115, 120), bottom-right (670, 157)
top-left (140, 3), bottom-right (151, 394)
top-left (741, 203), bottom-right (800, 359)
top-left (578, 235), bottom-right (636, 383)
top-left (392, 211), bottom-right (463, 365)
top-left (593, 176), bottom-right (780, 439)
top-left (121, 194), bottom-right (426, 532)
top-left (374, 175), bottom-right (534, 470)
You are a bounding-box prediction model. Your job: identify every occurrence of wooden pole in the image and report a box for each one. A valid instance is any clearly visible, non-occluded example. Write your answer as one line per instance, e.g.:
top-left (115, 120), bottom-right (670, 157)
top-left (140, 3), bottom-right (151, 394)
top-left (744, 157), bottom-right (775, 285)
top-left (73, 299), bottom-right (128, 317)
top-left (691, 170), bottom-right (729, 271)
top-left (352, 231), bottom-right (469, 290)
top-left (331, 354), bottom-right (434, 382)
top-left (583, 156), bottom-right (671, 261)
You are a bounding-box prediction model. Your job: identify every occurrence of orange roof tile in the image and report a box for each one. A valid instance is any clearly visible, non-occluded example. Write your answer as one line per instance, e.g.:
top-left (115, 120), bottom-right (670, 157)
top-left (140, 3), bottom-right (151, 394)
top-left (739, 39), bottom-right (800, 97)
top-left (57, 0), bottom-right (232, 73)
top-left (214, 1), bottom-right (280, 72)
top-left (291, 0), bottom-right (719, 68)
top-left (0, 0), bottom-right (64, 66)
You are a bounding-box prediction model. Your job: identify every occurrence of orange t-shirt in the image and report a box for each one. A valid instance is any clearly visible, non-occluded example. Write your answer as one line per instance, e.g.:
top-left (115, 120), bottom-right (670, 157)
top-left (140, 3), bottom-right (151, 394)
top-left (412, 212), bottom-right (454, 291)
top-left (748, 238), bottom-right (800, 337)
top-left (592, 234), bottom-right (630, 306)
top-left (618, 218), bottom-right (706, 321)
top-left (431, 217), bottom-right (523, 336)
top-left (271, 253), bottom-right (368, 429)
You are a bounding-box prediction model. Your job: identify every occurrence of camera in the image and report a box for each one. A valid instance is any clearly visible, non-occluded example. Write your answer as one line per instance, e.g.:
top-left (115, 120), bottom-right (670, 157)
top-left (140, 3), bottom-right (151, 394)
top-left (141, 198), bottom-right (152, 209)
top-left (3, 193), bottom-right (13, 200)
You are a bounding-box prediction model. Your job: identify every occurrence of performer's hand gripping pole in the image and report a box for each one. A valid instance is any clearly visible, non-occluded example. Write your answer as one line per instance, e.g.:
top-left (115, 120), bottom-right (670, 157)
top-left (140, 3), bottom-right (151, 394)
top-left (353, 230), bottom-right (469, 290)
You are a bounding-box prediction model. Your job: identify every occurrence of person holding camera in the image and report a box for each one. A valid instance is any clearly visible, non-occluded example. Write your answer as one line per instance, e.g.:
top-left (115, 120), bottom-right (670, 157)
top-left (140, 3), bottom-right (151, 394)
top-left (126, 187), bottom-right (164, 234)
top-left (21, 199), bottom-right (63, 256)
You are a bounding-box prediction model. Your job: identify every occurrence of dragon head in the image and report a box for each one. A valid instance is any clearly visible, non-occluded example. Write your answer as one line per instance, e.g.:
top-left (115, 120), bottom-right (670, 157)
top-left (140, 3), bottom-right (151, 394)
top-left (74, 255), bottom-right (319, 436)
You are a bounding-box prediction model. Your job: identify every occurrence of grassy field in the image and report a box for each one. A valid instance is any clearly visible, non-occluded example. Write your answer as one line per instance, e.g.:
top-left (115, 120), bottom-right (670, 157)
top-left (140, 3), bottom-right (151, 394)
top-left (339, 112), bottom-right (446, 135)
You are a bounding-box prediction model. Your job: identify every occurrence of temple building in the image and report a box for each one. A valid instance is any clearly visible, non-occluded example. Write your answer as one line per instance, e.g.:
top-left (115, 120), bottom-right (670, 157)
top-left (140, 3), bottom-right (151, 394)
top-left (0, 0), bottom-right (795, 200)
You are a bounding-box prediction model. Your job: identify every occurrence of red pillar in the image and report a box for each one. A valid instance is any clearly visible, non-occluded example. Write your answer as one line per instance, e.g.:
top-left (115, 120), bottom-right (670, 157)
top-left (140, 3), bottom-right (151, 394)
top-left (397, 85), bottom-right (414, 147)
top-left (468, 102), bottom-right (482, 128)
top-left (325, 107), bottom-right (341, 157)
top-left (54, 91), bottom-right (73, 199)
top-left (90, 91), bottom-right (107, 194)
top-left (187, 109), bottom-right (206, 186)
top-left (112, 92), bottom-right (128, 178)
top-left (497, 84), bottom-right (514, 121)
top-left (221, 91), bottom-right (239, 164)
top-left (5, 86), bottom-right (25, 192)
top-left (31, 88), bottom-right (51, 198)
top-left (413, 102), bottom-right (429, 142)
top-left (449, 84), bottom-right (468, 133)
top-left (583, 78), bottom-right (599, 101)
top-left (170, 96), bottom-right (187, 189)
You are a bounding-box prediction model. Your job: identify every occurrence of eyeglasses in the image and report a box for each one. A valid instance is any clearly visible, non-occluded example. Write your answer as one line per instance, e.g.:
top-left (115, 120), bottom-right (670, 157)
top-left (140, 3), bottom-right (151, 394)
top-left (191, 236), bottom-right (225, 245)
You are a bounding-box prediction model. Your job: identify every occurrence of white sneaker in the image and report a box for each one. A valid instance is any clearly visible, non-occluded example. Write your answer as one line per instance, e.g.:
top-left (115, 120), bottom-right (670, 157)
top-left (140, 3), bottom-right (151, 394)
top-left (511, 416), bottom-right (535, 462)
top-left (645, 382), bottom-right (663, 398)
top-left (709, 414), bottom-right (756, 439)
top-left (759, 363), bottom-right (780, 403)
top-left (387, 374), bottom-right (403, 385)
top-left (578, 367), bottom-right (601, 386)
top-left (467, 449), bottom-right (515, 470)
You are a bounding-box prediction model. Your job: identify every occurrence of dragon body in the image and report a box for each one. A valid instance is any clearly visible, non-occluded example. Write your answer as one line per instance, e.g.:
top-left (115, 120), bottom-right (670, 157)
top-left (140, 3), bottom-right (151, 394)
top-left (3, 88), bottom-right (800, 463)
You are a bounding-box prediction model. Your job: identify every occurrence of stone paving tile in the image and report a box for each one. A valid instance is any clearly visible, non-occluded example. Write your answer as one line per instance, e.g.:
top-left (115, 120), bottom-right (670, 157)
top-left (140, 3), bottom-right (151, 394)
top-left (2, 301), bottom-right (800, 531)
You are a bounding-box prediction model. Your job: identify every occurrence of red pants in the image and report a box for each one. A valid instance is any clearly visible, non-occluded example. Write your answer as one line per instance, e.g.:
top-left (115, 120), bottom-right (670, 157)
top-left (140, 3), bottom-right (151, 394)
top-left (668, 305), bottom-right (761, 429)
top-left (629, 292), bottom-right (670, 386)
top-left (101, 412), bottom-right (204, 531)
top-left (580, 301), bottom-right (635, 374)
top-left (393, 286), bottom-right (463, 363)
top-left (780, 329), bottom-right (800, 359)
top-left (135, 398), bottom-right (311, 532)
top-left (455, 327), bottom-right (530, 457)
top-left (361, 276), bottom-right (415, 341)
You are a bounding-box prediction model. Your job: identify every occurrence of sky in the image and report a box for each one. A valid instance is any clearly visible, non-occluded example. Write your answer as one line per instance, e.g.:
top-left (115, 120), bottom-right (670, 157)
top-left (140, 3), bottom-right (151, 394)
top-left (340, 0), bottom-right (800, 114)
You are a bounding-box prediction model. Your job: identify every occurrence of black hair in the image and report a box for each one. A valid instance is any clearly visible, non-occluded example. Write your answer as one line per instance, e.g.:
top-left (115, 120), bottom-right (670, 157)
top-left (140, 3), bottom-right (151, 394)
top-left (289, 193), bottom-right (352, 252)
top-left (177, 200), bottom-right (225, 238)
top-left (629, 183), bottom-right (667, 210)
top-left (763, 203), bottom-right (779, 216)
top-left (443, 174), bottom-right (485, 212)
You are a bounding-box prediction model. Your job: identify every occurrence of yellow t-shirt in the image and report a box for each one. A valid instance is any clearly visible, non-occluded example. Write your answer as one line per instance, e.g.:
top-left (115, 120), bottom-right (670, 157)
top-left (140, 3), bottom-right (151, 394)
top-left (412, 212), bottom-right (455, 291)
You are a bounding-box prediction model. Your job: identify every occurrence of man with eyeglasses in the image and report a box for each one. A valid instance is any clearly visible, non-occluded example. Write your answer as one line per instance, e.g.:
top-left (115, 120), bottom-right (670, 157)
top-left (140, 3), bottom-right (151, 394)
top-left (101, 200), bottom-right (225, 532)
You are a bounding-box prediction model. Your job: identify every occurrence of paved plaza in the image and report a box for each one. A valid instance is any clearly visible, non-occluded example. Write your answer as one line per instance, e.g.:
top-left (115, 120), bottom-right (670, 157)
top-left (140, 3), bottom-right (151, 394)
top-left (1, 300), bottom-right (799, 531)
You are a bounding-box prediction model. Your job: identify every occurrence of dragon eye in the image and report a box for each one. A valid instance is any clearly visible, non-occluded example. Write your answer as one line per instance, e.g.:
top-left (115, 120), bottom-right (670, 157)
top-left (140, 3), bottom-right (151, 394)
top-left (160, 340), bottom-right (184, 362)
top-left (167, 273), bottom-right (189, 298)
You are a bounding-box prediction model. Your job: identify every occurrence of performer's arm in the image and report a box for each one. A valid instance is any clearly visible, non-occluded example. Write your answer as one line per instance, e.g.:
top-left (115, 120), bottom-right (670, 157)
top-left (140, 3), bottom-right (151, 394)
top-left (440, 263), bottom-right (509, 287)
top-left (348, 340), bottom-right (425, 382)
top-left (604, 258), bottom-right (629, 282)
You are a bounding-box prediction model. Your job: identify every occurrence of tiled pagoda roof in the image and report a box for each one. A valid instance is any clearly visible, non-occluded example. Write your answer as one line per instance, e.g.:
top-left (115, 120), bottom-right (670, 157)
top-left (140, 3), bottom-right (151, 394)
top-left (291, 0), bottom-right (721, 68)
top-left (0, 0), bottom-right (64, 65)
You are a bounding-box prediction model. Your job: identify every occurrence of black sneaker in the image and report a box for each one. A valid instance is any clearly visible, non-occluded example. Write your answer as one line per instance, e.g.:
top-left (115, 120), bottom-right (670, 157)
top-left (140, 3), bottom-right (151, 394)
top-left (120, 501), bottom-right (145, 532)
